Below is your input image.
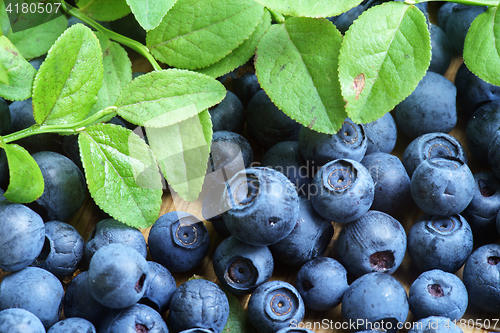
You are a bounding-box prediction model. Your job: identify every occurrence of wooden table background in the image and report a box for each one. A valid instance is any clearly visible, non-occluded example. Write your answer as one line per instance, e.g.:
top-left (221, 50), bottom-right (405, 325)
top-left (3, 2), bottom-right (500, 332)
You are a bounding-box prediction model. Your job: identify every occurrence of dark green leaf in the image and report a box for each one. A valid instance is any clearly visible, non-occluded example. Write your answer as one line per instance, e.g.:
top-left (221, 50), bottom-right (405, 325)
top-left (254, 0), bottom-right (363, 18)
top-left (88, 32), bottom-right (132, 118)
top-left (115, 69), bottom-right (225, 127)
top-left (146, 110), bottom-right (212, 202)
top-left (76, 0), bottom-right (131, 21)
top-left (0, 36), bottom-right (36, 101)
top-left (339, 2), bottom-right (431, 124)
top-left (255, 17), bottom-right (346, 134)
top-left (464, 6), bottom-right (500, 86)
top-left (79, 123), bottom-right (163, 229)
top-left (32, 24), bottom-right (103, 125)
top-left (0, 1), bottom-right (10, 36)
top-left (126, 0), bottom-right (177, 31)
top-left (197, 9), bottom-right (272, 78)
top-left (146, 0), bottom-right (264, 69)
top-left (1, 144), bottom-right (44, 203)
top-left (7, 15), bottom-right (67, 60)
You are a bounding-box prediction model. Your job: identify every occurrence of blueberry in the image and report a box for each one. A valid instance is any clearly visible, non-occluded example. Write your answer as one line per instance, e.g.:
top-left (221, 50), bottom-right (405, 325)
top-left (269, 197), bottom-right (334, 266)
top-left (207, 216), bottom-right (231, 239)
top-left (361, 153), bottom-right (411, 218)
top-left (31, 221), bottom-right (84, 279)
top-left (488, 130), bottom-right (500, 180)
top-left (85, 218), bottom-right (147, 262)
top-left (299, 118), bottom-right (367, 167)
top-left (411, 157), bottom-right (474, 216)
top-left (141, 261), bottom-right (177, 313)
top-left (88, 243), bottom-right (150, 309)
top-left (337, 211), bottom-right (407, 277)
top-left (47, 318), bottom-right (96, 333)
top-left (462, 243), bottom-right (500, 313)
top-left (445, 5), bottom-right (487, 53)
top-left (0, 188), bottom-right (5, 201)
top-left (310, 159), bottom-right (374, 223)
top-left (409, 269), bottom-right (468, 320)
top-left (99, 304), bottom-right (168, 333)
top-left (29, 151), bottom-right (86, 222)
top-left (209, 131), bottom-right (253, 172)
top-left (61, 135), bottom-right (84, 171)
top-left (29, 55), bottom-right (46, 71)
top-left (247, 280), bottom-right (305, 333)
top-left (0, 149), bottom-right (7, 190)
top-left (0, 201), bottom-right (45, 272)
top-left (363, 112), bottom-right (397, 155)
top-left (168, 279), bottom-right (229, 333)
top-left (429, 24), bottom-right (453, 75)
top-left (341, 272), bottom-right (409, 333)
top-left (148, 211), bottom-right (210, 272)
top-left (438, 3), bottom-right (457, 31)
top-left (261, 141), bottom-right (311, 197)
top-left (221, 167), bottom-right (299, 246)
top-left (246, 90), bottom-right (302, 148)
top-left (295, 257), bottom-right (348, 311)
top-left (455, 62), bottom-right (500, 117)
top-left (209, 91), bottom-right (245, 133)
top-left (330, 4), bottom-right (364, 34)
top-left (231, 72), bottom-right (262, 106)
top-left (276, 329), bottom-right (315, 333)
top-left (466, 101), bottom-right (500, 162)
top-left (402, 133), bottom-right (467, 178)
top-left (0, 308), bottom-right (45, 333)
top-left (9, 99), bottom-right (59, 153)
top-left (407, 214), bottom-right (473, 273)
top-left (0, 97), bottom-right (11, 136)
top-left (0, 267), bottom-right (64, 329)
top-left (462, 172), bottom-right (500, 239)
top-left (394, 71), bottom-right (457, 139)
top-left (213, 236), bottom-right (274, 295)
top-left (409, 316), bottom-right (463, 333)
top-left (63, 271), bottom-right (111, 325)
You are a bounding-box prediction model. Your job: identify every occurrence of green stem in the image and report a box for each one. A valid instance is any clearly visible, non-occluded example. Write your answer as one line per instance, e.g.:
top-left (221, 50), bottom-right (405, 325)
top-left (2, 107), bottom-right (118, 144)
top-left (268, 9), bottom-right (285, 23)
top-left (404, 0), bottom-right (498, 6)
top-left (60, 1), bottom-right (162, 71)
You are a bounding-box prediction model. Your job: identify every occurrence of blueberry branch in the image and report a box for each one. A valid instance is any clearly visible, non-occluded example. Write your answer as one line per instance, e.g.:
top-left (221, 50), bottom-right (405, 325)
top-left (60, 1), bottom-right (163, 71)
top-left (2, 107), bottom-right (118, 144)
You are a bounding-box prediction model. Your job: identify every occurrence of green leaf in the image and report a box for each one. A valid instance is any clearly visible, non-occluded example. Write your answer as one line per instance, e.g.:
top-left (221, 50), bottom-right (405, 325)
top-left (88, 32), bottom-right (132, 118)
top-left (76, 0), bottom-right (131, 21)
top-left (338, 2), bottom-right (431, 124)
top-left (464, 7), bottom-right (500, 86)
top-left (126, 0), bottom-right (177, 31)
top-left (115, 69), bottom-right (226, 127)
top-left (146, 0), bottom-right (264, 70)
top-left (0, 1), bottom-right (10, 36)
top-left (222, 287), bottom-right (255, 333)
top-left (255, 17), bottom-right (346, 134)
top-left (0, 63), bottom-right (8, 85)
top-left (7, 15), bottom-right (67, 60)
top-left (0, 36), bottom-right (36, 101)
top-left (1, 144), bottom-right (44, 203)
top-left (32, 24), bottom-right (103, 125)
top-left (146, 111), bottom-right (212, 202)
top-left (197, 9), bottom-right (272, 78)
top-left (254, 0), bottom-right (363, 18)
top-left (79, 123), bottom-right (163, 229)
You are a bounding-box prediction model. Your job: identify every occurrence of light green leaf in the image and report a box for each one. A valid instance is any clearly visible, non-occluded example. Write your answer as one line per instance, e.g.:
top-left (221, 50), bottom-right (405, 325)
top-left (339, 2), bottom-right (431, 124)
top-left (146, 0), bottom-right (264, 69)
top-left (146, 111), bottom-right (212, 202)
top-left (76, 0), bottom-right (131, 21)
top-left (115, 69), bottom-right (226, 127)
top-left (255, 17), bottom-right (346, 134)
top-left (254, 0), bottom-right (363, 18)
top-left (197, 9), bottom-right (271, 78)
top-left (32, 24), bottom-right (103, 125)
top-left (79, 123), bottom-right (163, 229)
top-left (464, 7), bottom-right (500, 86)
top-left (0, 36), bottom-right (36, 101)
top-left (88, 32), bottom-right (132, 118)
top-left (126, 0), bottom-right (177, 31)
top-left (7, 15), bottom-right (67, 60)
top-left (0, 0), bottom-right (10, 36)
top-left (1, 144), bottom-right (44, 203)
top-left (0, 63), bottom-right (8, 85)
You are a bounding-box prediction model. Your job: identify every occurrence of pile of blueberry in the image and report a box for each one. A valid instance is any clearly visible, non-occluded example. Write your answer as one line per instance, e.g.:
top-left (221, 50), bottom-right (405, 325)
top-left (1, 2), bottom-right (500, 333)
